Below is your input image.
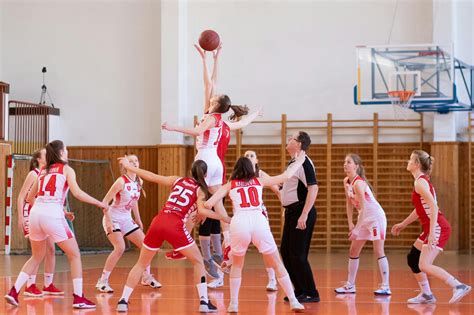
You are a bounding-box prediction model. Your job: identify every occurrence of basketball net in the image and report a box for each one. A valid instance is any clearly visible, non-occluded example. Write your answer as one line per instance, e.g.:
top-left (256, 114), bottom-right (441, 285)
top-left (388, 90), bottom-right (415, 120)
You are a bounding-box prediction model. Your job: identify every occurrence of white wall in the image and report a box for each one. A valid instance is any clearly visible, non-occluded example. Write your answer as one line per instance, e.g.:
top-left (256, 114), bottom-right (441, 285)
top-left (1, 0), bottom-right (441, 145)
top-left (432, 0), bottom-right (473, 141)
top-left (1, 0), bottom-right (161, 145)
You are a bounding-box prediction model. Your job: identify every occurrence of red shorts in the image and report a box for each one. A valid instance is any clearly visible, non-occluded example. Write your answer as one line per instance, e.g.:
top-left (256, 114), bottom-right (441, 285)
top-left (417, 216), bottom-right (452, 250)
top-left (143, 212), bottom-right (194, 252)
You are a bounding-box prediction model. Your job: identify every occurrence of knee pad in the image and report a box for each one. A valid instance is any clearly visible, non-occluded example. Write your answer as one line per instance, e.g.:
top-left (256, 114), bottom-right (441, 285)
top-left (210, 219), bottom-right (221, 235)
top-left (407, 245), bottom-right (421, 274)
top-left (198, 219), bottom-right (213, 236)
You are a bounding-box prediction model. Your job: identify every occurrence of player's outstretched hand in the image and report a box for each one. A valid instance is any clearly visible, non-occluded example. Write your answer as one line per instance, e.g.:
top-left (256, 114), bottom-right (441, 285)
top-left (194, 44), bottom-right (206, 59)
top-left (118, 156), bottom-right (131, 169)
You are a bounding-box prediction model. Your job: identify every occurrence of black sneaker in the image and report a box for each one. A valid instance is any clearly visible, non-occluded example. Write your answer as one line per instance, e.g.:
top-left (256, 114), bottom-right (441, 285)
top-left (198, 300), bottom-right (217, 313)
top-left (116, 298), bottom-right (128, 312)
top-left (299, 295), bottom-right (320, 303)
top-left (284, 294), bottom-right (305, 302)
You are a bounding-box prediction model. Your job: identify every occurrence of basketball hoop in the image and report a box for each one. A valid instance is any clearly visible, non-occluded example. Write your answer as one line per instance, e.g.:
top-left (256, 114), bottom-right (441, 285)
top-left (388, 90), bottom-right (415, 120)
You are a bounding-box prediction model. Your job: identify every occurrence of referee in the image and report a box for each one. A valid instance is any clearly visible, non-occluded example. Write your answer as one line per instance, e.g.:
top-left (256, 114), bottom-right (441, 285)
top-left (280, 131), bottom-right (320, 303)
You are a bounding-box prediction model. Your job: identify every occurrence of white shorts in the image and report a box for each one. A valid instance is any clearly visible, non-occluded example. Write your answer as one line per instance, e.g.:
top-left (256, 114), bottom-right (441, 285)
top-left (29, 206), bottom-right (74, 243)
top-left (230, 210), bottom-right (277, 256)
top-left (350, 209), bottom-right (387, 241)
top-left (102, 212), bottom-right (140, 236)
top-left (195, 149), bottom-right (224, 187)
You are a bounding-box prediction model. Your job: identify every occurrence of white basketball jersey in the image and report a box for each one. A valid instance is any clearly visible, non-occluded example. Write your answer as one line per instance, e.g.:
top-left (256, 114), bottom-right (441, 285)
top-left (346, 175), bottom-right (382, 214)
top-left (110, 175), bottom-right (141, 214)
top-left (35, 163), bottom-right (69, 206)
top-left (196, 113), bottom-right (223, 150)
top-left (229, 178), bottom-right (264, 214)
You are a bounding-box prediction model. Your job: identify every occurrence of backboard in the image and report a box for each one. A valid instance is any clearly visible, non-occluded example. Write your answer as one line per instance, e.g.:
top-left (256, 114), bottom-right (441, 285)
top-left (354, 44), bottom-right (455, 107)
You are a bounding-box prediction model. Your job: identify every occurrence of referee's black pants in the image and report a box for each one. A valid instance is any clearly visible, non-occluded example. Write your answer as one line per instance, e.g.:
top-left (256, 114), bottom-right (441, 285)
top-left (280, 203), bottom-right (318, 298)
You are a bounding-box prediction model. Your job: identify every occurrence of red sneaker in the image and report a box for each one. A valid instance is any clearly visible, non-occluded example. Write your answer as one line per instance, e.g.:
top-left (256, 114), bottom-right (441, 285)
top-left (4, 286), bottom-right (19, 306)
top-left (24, 284), bottom-right (44, 297)
top-left (43, 283), bottom-right (64, 295)
top-left (220, 245), bottom-right (232, 274)
top-left (73, 294), bottom-right (96, 309)
top-left (165, 250), bottom-right (187, 260)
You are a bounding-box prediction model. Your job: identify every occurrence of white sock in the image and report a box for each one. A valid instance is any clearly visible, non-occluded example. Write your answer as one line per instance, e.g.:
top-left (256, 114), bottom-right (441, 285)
top-left (223, 231), bottom-right (231, 247)
top-left (44, 273), bottom-right (54, 287)
top-left (418, 280), bottom-right (432, 295)
top-left (72, 278), bottom-right (83, 296)
top-left (14, 272), bottom-right (30, 292)
top-left (348, 257), bottom-right (359, 285)
top-left (200, 239), bottom-right (212, 261)
top-left (229, 277), bottom-right (242, 305)
top-left (120, 285), bottom-right (134, 302)
top-left (100, 270), bottom-right (111, 282)
top-left (196, 282), bottom-right (208, 303)
top-left (143, 265), bottom-right (151, 277)
top-left (277, 275), bottom-right (297, 302)
top-left (266, 268), bottom-right (275, 281)
top-left (210, 233), bottom-right (223, 255)
top-left (27, 275), bottom-right (37, 287)
top-left (377, 256), bottom-right (390, 286)
top-left (446, 276), bottom-right (462, 288)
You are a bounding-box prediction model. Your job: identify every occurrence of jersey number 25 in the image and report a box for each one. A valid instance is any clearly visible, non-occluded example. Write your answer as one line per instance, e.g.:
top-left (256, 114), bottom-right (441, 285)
top-left (168, 185), bottom-right (193, 207)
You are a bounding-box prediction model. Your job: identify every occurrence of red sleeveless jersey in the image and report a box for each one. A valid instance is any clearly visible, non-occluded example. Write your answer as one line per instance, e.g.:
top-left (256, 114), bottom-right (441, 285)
top-left (162, 177), bottom-right (200, 220)
top-left (411, 174), bottom-right (449, 227)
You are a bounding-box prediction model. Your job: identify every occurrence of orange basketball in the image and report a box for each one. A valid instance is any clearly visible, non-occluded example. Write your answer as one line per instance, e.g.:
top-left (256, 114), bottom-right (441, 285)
top-left (198, 30), bottom-right (220, 51)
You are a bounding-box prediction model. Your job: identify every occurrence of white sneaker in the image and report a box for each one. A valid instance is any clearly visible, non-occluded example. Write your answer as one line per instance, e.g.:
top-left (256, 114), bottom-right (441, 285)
top-left (374, 284), bottom-right (392, 296)
top-left (141, 274), bottom-right (162, 288)
top-left (266, 278), bottom-right (278, 291)
top-left (116, 298), bottom-right (128, 312)
top-left (199, 300), bottom-right (217, 313)
top-left (449, 284), bottom-right (471, 304)
top-left (96, 279), bottom-right (114, 293)
top-left (289, 300), bottom-right (305, 312)
top-left (227, 302), bottom-right (238, 313)
top-left (207, 277), bottom-right (224, 289)
top-left (335, 282), bottom-right (356, 294)
top-left (407, 293), bottom-right (436, 304)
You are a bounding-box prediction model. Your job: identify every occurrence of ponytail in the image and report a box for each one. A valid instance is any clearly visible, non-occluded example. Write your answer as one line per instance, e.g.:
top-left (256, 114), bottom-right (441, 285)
top-left (30, 148), bottom-right (43, 171)
top-left (412, 150), bottom-right (434, 175)
top-left (229, 105), bottom-right (249, 121)
top-left (192, 160), bottom-right (211, 200)
top-left (45, 140), bottom-right (66, 172)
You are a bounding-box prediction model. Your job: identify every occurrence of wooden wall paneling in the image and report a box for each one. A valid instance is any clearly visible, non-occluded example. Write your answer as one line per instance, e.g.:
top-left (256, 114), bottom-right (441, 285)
top-left (430, 142), bottom-right (460, 250)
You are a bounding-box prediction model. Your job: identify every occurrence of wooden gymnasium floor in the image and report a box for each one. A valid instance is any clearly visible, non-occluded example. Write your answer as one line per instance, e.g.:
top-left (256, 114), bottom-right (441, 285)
top-left (0, 250), bottom-right (473, 314)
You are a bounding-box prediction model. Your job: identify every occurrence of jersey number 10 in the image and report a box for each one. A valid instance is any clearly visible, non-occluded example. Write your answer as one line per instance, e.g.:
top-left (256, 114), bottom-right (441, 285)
top-left (237, 187), bottom-right (260, 208)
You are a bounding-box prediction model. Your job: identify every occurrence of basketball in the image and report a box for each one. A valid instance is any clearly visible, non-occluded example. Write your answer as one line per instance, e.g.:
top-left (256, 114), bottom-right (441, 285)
top-left (198, 30), bottom-right (220, 51)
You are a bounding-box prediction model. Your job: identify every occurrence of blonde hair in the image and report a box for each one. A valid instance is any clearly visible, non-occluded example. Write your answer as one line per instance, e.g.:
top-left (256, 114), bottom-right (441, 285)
top-left (411, 150), bottom-right (434, 175)
top-left (122, 153), bottom-right (146, 198)
top-left (346, 153), bottom-right (374, 193)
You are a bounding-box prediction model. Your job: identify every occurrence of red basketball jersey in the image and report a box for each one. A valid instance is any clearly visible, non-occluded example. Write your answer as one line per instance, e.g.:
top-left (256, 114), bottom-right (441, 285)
top-left (411, 174), bottom-right (449, 227)
top-left (162, 177), bottom-right (200, 221)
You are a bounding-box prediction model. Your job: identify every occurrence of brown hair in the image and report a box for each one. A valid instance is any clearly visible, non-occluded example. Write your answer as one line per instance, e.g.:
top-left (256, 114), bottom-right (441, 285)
top-left (411, 150), bottom-right (434, 175)
top-left (211, 95), bottom-right (249, 121)
top-left (346, 153), bottom-right (373, 192)
top-left (230, 157), bottom-right (256, 182)
top-left (297, 131), bottom-right (311, 151)
top-left (45, 140), bottom-right (66, 172)
top-left (191, 160), bottom-right (211, 199)
top-left (30, 148), bottom-right (44, 171)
